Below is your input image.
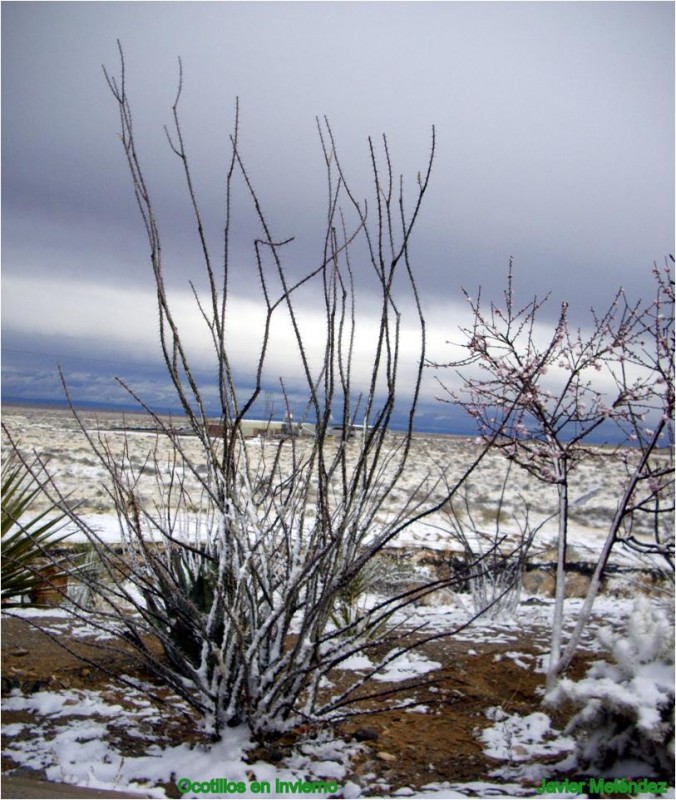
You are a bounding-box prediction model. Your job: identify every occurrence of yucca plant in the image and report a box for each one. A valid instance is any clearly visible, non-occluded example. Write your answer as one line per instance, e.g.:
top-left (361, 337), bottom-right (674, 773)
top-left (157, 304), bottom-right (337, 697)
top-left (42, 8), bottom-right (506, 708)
top-left (66, 542), bottom-right (119, 609)
top-left (143, 548), bottom-right (225, 675)
top-left (330, 558), bottom-right (395, 641)
top-left (1, 453), bottom-right (72, 605)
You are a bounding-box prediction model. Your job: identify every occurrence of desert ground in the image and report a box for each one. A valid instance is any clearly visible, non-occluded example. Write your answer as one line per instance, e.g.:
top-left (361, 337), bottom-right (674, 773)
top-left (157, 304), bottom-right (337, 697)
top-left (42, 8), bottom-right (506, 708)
top-left (1, 404), bottom-right (673, 799)
top-left (2, 404), bottom-right (668, 564)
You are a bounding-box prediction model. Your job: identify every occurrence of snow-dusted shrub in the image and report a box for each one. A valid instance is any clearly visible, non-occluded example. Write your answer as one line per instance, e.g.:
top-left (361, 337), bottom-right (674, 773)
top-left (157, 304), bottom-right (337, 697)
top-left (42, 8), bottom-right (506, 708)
top-left (437, 470), bottom-right (545, 620)
top-left (548, 597), bottom-right (674, 777)
top-left (8, 45), bottom-right (504, 741)
top-left (467, 557), bottom-right (522, 620)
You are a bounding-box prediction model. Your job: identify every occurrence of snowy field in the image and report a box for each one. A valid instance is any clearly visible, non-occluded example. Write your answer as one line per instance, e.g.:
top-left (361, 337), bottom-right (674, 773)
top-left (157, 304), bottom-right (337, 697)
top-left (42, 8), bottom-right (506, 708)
top-left (2, 404), bottom-right (674, 798)
top-left (1, 404), bottom-right (670, 570)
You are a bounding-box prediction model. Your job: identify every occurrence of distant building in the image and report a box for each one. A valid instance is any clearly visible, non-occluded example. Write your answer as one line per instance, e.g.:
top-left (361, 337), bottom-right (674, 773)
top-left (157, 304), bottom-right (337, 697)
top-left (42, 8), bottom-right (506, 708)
top-left (207, 419), bottom-right (316, 438)
top-left (331, 422), bottom-right (374, 440)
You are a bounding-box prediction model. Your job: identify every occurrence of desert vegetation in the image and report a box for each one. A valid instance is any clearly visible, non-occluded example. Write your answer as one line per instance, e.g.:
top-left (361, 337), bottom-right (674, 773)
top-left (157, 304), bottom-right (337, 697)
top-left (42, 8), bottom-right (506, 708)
top-left (434, 259), bottom-right (674, 691)
top-left (2, 43), bottom-right (673, 797)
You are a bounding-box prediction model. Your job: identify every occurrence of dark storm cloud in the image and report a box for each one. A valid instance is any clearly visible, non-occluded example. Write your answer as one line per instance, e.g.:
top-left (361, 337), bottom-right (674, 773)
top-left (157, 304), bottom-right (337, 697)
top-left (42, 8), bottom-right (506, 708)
top-left (2, 1), bottom-right (674, 417)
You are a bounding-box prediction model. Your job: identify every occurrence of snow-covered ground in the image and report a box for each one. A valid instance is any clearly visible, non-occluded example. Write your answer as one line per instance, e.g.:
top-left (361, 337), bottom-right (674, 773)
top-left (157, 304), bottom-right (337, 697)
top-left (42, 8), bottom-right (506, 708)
top-left (2, 405), bottom-right (673, 798)
top-left (3, 595), bottom-right (673, 798)
top-left (1, 404), bottom-right (669, 571)
top-left (2, 670), bottom-right (361, 799)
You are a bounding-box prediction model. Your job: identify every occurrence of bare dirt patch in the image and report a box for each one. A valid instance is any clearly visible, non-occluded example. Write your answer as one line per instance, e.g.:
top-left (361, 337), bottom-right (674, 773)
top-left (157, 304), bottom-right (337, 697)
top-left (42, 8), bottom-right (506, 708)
top-left (1, 614), bottom-right (594, 797)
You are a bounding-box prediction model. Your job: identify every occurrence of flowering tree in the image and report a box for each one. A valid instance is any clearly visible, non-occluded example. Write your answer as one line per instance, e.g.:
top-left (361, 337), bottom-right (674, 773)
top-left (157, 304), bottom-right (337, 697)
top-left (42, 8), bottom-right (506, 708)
top-left (555, 261), bottom-right (674, 680)
top-left (435, 260), bottom-right (674, 692)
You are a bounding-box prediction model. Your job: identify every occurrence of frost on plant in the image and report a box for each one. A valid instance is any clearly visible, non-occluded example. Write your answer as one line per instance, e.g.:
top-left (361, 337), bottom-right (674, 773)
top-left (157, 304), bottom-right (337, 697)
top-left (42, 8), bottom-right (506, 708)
top-left (548, 597), bottom-right (675, 778)
top-left (436, 467), bottom-right (546, 620)
top-left (9, 44), bottom-right (506, 741)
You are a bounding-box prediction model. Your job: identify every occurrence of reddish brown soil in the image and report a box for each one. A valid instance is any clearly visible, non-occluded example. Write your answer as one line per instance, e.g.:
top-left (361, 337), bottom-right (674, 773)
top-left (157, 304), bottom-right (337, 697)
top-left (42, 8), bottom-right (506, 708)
top-left (1, 614), bottom-right (593, 797)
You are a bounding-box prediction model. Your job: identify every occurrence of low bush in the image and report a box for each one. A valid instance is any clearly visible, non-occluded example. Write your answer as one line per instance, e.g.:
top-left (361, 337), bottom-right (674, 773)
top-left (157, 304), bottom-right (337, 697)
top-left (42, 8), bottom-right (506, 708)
top-left (548, 597), bottom-right (674, 778)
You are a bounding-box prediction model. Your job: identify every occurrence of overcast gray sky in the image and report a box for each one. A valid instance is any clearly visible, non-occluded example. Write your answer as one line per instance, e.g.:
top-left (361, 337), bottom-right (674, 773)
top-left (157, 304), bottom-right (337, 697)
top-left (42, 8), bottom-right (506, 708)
top-left (2, 1), bottom-right (674, 430)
